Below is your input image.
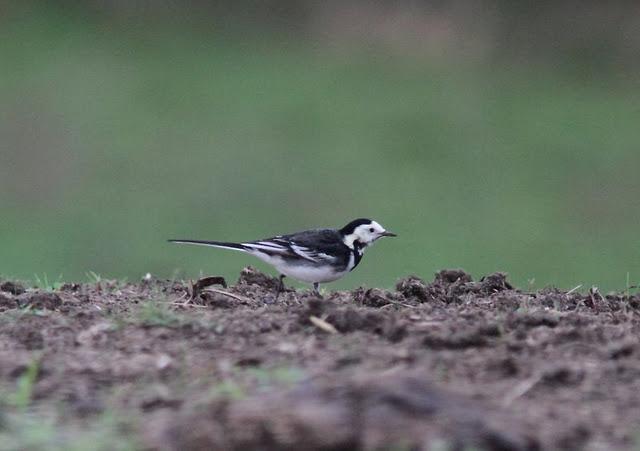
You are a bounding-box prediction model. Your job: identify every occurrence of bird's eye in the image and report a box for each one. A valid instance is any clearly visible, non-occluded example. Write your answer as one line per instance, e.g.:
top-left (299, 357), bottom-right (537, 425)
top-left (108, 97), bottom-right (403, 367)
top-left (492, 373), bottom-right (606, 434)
top-left (369, 227), bottom-right (375, 233)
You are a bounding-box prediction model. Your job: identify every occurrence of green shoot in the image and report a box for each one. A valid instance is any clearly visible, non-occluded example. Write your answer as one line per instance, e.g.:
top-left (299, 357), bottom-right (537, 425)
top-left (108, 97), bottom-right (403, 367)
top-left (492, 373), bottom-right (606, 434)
top-left (8, 356), bottom-right (40, 410)
top-left (32, 274), bottom-right (63, 292)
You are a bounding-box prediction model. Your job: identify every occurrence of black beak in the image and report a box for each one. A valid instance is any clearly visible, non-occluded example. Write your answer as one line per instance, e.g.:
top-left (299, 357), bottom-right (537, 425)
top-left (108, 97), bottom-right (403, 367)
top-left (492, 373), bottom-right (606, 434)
top-left (381, 231), bottom-right (397, 237)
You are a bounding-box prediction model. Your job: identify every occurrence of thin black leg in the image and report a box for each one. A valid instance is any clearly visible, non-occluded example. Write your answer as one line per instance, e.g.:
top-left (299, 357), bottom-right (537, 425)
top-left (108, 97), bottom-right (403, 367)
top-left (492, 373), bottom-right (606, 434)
top-left (275, 274), bottom-right (286, 300)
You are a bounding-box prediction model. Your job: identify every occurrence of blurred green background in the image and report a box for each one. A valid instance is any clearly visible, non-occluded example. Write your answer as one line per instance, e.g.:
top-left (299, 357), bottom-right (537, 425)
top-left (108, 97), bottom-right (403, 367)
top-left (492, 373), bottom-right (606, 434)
top-left (1, 1), bottom-right (639, 291)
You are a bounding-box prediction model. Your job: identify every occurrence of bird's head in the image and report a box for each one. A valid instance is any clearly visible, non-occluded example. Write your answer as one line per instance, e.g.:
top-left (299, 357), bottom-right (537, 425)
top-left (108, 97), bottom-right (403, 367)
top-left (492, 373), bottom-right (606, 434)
top-left (340, 218), bottom-right (396, 249)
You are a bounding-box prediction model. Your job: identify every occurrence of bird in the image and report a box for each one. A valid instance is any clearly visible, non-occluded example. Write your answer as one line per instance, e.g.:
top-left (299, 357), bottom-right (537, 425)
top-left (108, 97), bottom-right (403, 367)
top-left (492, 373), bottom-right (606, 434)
top-left (168, 218), bottom-right (396, 297)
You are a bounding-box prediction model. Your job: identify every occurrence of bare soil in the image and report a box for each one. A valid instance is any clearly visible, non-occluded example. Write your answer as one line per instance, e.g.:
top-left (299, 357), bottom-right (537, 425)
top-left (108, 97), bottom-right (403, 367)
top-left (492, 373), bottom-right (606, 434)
top-left (1, 268), bottom-right (640, 450)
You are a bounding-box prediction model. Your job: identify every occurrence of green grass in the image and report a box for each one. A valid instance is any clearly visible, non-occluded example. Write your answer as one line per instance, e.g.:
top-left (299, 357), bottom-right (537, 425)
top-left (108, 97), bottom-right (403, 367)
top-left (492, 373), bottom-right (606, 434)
top-left (1, 6), bottom-right (640, 292)
top-left (32, 274), bottom-right (63, 292)
top-left (8, 359), bottom-right (39, 411)
top-left (85, 271), bottom-right (104, 285)
top-left (0, 357), bottom-right (40, 412)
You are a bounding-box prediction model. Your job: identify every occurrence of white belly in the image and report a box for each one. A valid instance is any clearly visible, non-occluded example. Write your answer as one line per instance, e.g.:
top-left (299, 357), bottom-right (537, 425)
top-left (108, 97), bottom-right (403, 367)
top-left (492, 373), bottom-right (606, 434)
top-left (252, 252), bottom-right (346, 283)
top-left (276, 262), bottom-right (346, 283)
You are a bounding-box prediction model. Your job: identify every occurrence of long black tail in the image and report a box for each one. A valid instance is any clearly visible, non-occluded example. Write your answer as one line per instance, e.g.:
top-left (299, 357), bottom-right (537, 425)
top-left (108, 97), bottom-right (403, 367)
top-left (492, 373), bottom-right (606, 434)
top-left (167, 239), bottom-right (247, 251)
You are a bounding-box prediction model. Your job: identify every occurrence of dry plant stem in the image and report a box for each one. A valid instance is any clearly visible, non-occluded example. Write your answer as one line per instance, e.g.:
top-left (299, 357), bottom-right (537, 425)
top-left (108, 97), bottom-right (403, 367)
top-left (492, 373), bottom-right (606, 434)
top-left (502, 373), bottom-right (543, 407)
top-left (202, 288), bottom-right (251, 303)
top-left (383, 299), bottom-right (416, 309)
top-left (191, 276), bottom-right (228, 300)
top-left (309, 315), bottom-right (338, 334)
top-left (566, 285), bottom-right (582, 295)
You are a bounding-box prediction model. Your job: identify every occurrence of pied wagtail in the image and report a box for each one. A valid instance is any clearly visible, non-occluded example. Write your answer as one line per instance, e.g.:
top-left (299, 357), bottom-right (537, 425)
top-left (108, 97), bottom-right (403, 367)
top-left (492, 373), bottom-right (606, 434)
top-left (169, 218), bottom-right (396, 296)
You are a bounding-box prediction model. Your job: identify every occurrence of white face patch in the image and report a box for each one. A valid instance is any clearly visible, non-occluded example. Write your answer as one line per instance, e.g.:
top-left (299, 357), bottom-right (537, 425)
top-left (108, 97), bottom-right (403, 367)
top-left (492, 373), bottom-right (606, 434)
top-left (343, 220), bottom-right (389, 248)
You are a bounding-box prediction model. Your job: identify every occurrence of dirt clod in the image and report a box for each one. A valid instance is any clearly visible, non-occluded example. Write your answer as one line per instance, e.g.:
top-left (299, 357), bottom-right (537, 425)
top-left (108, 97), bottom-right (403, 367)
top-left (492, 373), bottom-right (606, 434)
top-left (435, 268), bottom-right (473, 284)
top-left (237, 266), bottom-right (280, 290)
top-left (16, 291), bottom-right (62, 310)
top-left (507, 311), bottom-right (560, 329)
top-left (60, 282), bottom-right (81, 292)
top-left (302, 299), bottom-right (406, 341)
top-left (0, 280), bottom-right (26, 295)
top-left (0, 292), bottom-right (17, 310)
top-left (422, 324), bottom-right (497, 350)
top-left (163, 374), bottom-right (539, 451)
top-left (477, 272), bottom-right (514, 293)
top-left (353, 287), bottom-right (399, 308)
top-left (608, 341), bottom-right (635, 359)
top-left (191, 276), bottom-right (227, 300)
top-left (0, 267), bottom-right (638, 450)
top-left (395, 275), bottom-right (431, 302)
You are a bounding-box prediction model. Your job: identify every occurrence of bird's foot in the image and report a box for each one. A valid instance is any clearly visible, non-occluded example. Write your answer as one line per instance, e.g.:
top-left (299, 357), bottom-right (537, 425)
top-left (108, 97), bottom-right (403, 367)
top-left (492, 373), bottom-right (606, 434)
top-left (272, 274), bottom-right (287, 302)
top-left (312, 283), bottom-right (323, 299)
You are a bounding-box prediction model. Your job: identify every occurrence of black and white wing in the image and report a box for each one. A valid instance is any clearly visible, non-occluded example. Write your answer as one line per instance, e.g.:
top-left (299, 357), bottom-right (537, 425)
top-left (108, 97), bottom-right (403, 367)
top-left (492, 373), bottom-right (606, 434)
top-left (243, 229), bottom-right (344, 264)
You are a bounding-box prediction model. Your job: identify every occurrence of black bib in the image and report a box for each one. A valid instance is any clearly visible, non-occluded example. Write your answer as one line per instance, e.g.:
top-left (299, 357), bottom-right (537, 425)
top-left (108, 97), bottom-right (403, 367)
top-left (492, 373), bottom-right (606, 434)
top-left (351, 240), bottom-right (365, 271)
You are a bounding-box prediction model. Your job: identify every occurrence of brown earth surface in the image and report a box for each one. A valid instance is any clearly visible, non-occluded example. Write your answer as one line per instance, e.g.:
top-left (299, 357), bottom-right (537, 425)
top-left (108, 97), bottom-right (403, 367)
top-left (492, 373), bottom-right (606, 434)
top-left (1, 268), bottom-right (640, 450)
